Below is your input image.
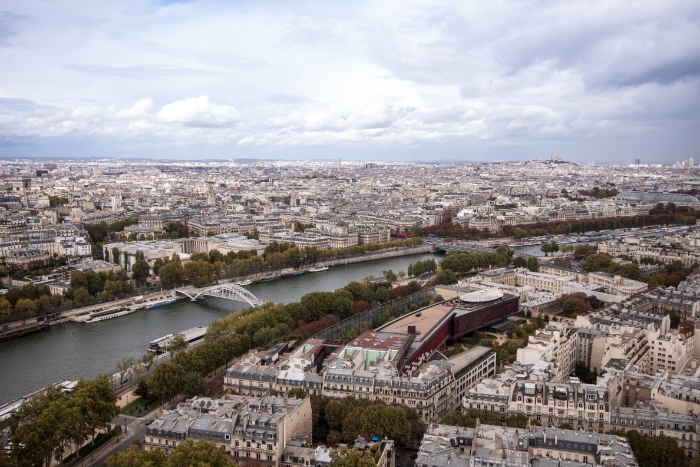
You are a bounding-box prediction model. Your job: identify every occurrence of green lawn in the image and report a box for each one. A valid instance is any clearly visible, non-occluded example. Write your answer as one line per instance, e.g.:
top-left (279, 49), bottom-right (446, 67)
top-left (120, 396), bottom-right (159, 415)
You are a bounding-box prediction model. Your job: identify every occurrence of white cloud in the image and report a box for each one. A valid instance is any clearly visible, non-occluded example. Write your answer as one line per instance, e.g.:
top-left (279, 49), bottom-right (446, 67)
top-left (116, 98), bottom-right (155, 120)
top-left (156, 96), bottom-right (238, 127)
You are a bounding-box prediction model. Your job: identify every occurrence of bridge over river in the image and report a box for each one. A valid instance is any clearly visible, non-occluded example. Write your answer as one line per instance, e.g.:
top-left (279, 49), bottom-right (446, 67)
top-left (176, 284), bottom-right (266, 307)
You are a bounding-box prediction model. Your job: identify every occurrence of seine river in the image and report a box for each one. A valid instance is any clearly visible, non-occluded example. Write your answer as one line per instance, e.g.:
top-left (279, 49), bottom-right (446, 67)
top-left (0, 252), bottom-right (442, 404)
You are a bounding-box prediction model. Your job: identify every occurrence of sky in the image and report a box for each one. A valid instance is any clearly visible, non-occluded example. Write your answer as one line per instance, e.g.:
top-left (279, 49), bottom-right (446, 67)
top-left (0, 0), bottom-right (698, 164)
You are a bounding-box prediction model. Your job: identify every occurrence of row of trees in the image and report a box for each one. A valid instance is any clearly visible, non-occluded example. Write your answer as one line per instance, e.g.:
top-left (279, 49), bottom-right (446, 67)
top-left (442, 409), bottom-right (529, 429)
top-left (311, 395), bottom-right (423, 446)
top-left (154, 238), bottom-right (424, 289)
top-left (578, 186), bottom-right (619, 198)
top-left (104, 441), bottom-right (237, 467)
top-left (606, 429), bottom-right (691, 467)
top-left (0, 283), bottom-right (64, 324)
top-left (582, 252), bottom-right (694, 288)
top-left (439, 247), bottom-right (514, 276)
top-left (1, 377), bottom-right (118, 467)
top-left (145, 331), bottom-right (252, 405)
top-left (84, 218), bottom-right (139, 259)
top-left (512, 256), bottom-right (540, 272)
top-left (64, 269), bottom-right (135, 304)
top-left (407, 258), bottom-right (437, 277)
top-left (508, 209), bottom-right (697, 239)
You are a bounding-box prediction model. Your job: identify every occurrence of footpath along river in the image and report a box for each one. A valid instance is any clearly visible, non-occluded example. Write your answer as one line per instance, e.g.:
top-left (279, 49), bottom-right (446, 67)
top-left (0, 251), bottom-right (443, 404)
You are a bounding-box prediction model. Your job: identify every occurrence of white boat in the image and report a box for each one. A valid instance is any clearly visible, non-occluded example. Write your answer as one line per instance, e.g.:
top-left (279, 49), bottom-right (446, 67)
top-left (308, 264), bottom-right (329, 273)
top-left (148, 326), bottom-right (207, 353)
top-left (236, 279), bottom-right (253, 286)
top-left (84, 307), bottom-right (136, 323)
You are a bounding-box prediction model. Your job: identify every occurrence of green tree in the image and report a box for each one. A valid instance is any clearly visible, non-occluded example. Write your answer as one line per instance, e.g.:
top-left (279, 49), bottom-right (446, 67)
top-left (288, 388), bottom-right (307, 399)
top-left (331, 296), bottom-right (354, 320)
top-left (149, 363), bottom-right (185, 406)
top-left (344, 281), bottom-right (366, 301)
top-left (166, 439), bottom-right (238, 467)
top-left (134, 380), bottom-right (150, 398)
top-left (158, 261), bottom-right (185, 288)
top-left (168, 334), bottom-right (189, 359)
top-left (115, 356), bottom-right (136, 386)
top-left (0, 297), bottom-right (12, 321)
top-left (329, 448), bottom-right (376, 467)
top-left (504, 413), bottom-right (528, 428)
top-left (49, 294), bottom-right (63, 309)
top-left (582, 253), bottom-right (613, 272)
top-left (184, 260), bottom-right (214, 287)
top-left (131, 259), bottom-right (150, 285)
top-left (382, 269), bottom-right (398, 285)
top-left (667, 311), bottom-right (681, 328)
top-left (527, 257), bottom-right (539, 272)
top-left (327, 430), bottom-right (342, 447)
top-left (72, 287), bottom-right (92, 305)
top-left (112, 247), bottom-right (120, 265)
top-left (435, 268), bottom-right (456, 285)
top-left (70, 270), bottom-right (89, 290)
top-left (14, 298), bottom-right (37, 325)
top-left (141, 352), bottom-right (156, 374)
top-left (106, 446), bottom-right (166, 467)
top-left (398, 270), bottom-right (406, 281)
top-left (180, 372), bottom-right (206, 397)
top-left (512, 256), bottom-right (528, 268)
top-left (70, 377), bottom-right (119, 458)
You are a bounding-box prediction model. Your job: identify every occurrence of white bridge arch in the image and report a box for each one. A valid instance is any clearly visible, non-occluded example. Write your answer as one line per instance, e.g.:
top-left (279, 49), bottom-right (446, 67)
top-left (176, 284), bottom-right (264, 307)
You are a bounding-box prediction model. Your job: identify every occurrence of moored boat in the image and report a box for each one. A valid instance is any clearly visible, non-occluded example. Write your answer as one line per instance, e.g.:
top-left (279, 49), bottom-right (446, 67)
top-left (145, 299), bottom-right (176, 310)
top-left (85, 307), bottom-right (136, 323)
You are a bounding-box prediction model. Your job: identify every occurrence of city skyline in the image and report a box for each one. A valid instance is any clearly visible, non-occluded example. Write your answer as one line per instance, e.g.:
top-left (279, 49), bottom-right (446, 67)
top-left (1, 0), bottom-right (698, 163)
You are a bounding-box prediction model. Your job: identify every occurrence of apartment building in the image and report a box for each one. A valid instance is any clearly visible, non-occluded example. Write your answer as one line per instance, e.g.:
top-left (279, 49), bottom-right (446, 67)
top-left (517, 322), bottom-right (578, 382)
top-left (587, 272), bottom-right (648, 297)
top-left (145, 395), bottom-right (311, 466)
top-left (514, 269), bottom-right (577, 292)
top-left (647, 329), bottom-right (694, 375)
top-left (607, 405), bottom-right (700, 459)
top-left (510, 380), bottom-right (610, 433)
top-left (416, 424), bottom-right (638, 467)
top-left (225, 336), bottom-right (496, 424)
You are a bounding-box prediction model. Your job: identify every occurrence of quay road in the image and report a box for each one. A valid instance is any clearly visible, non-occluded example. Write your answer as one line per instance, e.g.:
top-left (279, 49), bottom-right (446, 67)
top-left (0, 250), bottom-right (443, 405)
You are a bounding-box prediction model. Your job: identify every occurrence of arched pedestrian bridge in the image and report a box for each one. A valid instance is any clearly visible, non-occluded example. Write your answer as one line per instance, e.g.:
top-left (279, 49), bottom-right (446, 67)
top-left (176, 284), bottom-right (265, 307)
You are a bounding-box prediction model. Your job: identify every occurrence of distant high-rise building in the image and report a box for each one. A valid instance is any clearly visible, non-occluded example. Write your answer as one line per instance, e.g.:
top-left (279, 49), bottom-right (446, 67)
top-left (112, 191), bottom-right (122, 211)
top-left (207, 182), bottom-right (215, 206)
top-left (338, 158), bottom-right (341, 169)
top-left (634, 159), bottom-right (640, 166)
top-left (690, 158), bottom-right (695, 167)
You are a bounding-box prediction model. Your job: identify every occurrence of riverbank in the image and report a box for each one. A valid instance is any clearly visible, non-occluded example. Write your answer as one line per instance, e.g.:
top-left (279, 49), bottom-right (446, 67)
top-left (0, 251), bottom-right (443, 404)
top-left (0, 244), bottom-right (435, 338)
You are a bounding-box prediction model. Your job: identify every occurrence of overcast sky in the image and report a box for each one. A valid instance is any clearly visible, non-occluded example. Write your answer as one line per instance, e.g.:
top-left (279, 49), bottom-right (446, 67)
top-left (0, 0), bottom-right (698, 163)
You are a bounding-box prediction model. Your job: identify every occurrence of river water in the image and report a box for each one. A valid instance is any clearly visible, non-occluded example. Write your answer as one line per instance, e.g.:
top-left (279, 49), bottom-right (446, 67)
top-left (0, 252), bottom-right (443, 404)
